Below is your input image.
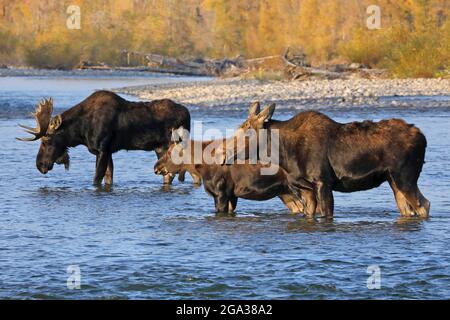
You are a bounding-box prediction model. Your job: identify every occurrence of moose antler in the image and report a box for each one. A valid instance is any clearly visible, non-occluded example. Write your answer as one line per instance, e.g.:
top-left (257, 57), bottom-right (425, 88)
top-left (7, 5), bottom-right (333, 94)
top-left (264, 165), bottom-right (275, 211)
top-left (16, 98), bottom-right (54, 141)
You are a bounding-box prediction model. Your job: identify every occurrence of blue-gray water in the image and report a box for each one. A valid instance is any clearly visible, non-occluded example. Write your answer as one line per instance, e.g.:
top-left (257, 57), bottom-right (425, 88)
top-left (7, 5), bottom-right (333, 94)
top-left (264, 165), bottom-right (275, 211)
top-left (0, 70), bottom-right (449, 299)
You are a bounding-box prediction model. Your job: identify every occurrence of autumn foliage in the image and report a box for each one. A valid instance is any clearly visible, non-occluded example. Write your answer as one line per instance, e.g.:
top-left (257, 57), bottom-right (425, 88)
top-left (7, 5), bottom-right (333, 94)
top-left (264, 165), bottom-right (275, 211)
top-left (0, 0), bottom-right (448, 77)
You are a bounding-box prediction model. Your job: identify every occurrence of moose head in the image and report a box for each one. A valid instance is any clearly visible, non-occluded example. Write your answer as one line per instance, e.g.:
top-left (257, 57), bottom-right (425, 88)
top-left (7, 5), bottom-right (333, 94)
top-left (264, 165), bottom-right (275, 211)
top-left (17, 98), bottom-right (70, 174)
top-left (154, 127), bottom-right (190, 177)
top-left (216, 101), bottom-right (276, 165)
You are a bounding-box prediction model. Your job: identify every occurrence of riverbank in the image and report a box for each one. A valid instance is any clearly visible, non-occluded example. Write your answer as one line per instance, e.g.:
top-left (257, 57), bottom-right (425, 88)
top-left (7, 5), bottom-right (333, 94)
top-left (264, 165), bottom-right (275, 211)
top-left (116, 78), bottom-right (450, 109)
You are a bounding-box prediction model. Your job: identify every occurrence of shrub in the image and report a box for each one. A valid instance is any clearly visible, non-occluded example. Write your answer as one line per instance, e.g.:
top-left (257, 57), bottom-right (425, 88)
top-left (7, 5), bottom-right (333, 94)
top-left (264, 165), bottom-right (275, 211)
top-left (24, 40), bottom-right (82, 70)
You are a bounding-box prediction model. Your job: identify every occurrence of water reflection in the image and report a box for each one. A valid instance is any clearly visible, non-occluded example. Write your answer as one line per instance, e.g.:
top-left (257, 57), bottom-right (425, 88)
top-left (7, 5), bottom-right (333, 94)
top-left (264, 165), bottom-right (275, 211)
top-left (394, 217), bottom-right (426, 232)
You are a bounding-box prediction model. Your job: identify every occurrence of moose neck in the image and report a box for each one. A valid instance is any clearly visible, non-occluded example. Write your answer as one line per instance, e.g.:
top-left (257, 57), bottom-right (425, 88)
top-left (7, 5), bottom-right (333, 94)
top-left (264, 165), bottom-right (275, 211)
top-left (58, 107), bottom-right (85, 148)
top-left (182, 139), bottom-right (221, 176)
top-left (261, 120), bottom-right (290, 169)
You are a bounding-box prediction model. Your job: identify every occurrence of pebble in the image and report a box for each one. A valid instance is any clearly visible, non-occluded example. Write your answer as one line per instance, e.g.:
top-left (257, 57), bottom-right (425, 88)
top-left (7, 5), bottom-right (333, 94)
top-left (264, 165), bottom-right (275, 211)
top-left (116, 78), bottom-right (450, 109)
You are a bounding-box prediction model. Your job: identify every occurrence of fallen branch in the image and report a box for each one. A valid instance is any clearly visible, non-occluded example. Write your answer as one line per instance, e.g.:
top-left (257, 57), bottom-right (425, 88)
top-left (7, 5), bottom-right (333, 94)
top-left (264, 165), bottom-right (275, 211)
top-left (76, 49), bottom-right (387, 80)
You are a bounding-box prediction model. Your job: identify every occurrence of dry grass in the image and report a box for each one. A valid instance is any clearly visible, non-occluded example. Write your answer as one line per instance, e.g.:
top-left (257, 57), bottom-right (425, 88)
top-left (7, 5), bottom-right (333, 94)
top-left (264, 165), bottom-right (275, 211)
top-left (338, 23), bottom-right (450, 78)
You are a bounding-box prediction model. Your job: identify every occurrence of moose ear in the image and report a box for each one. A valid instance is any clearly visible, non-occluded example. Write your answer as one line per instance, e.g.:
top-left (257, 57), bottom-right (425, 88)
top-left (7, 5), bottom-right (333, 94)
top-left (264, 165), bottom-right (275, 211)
top-left (48, 115), bottom-right (62, 132)
top-left (248, 101), bottom-right (260, 117)
top-left (180, 127), bottom-right (190, 148)
top-left (176, 126), bottom-right (185, 139)
top-left (173, 126), bottom-right (189, 147)
top-left (257, 103), bottom-right (276, 123)
top-left (171, 128), bottom-right (179, 143)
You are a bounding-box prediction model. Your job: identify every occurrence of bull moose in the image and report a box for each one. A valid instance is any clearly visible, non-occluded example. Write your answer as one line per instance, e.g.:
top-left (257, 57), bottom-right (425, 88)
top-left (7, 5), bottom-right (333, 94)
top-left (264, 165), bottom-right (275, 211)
top-left (154, 128), bottom-right (315, 214)
top-left (17, 90), bottom-right (191, 185)
top-left (218, 102), bottom-right (430, 218)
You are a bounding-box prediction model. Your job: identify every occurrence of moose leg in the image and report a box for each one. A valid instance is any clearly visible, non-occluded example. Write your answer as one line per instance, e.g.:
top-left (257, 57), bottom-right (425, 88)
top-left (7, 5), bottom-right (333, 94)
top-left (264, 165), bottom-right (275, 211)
top-left (393, 184), bottom-right (430, 218)
top-left (388, 175), bottom-right (410, 216)
top-left (301, 189), bottom-right (317, 218)
top-left (94, 152), bottom-right (110, 186)
top-left (279, 194), bottom-right (302, 214)
top-left (163, 174), bottom-right (175, 185)
top-left (228, 197), bottom-right (238, 213)
top-left (285, 178), bottom-right (317, 216)
top-left (314, 181), bottom-right (334, 218)
top-left (191, 173), bottom-right (202, 185)
top-left (177, 169), bottom-right (202, 185)
top-left (216, 193), bottom-right (230, 213)
top-left (214, 194), bottom-right (229, 213)
top-left (178, 169), bottom-right (186, 182)
top-left (402, 186), bottom-right (430, 218)
top-left (390, 186), bottom-right (414, 217)
top-left (211, 177), bottom-right (229, 213)
top-left (215, 179), bottom-right (230, 213)
top-left (104, 154), bottom-right (114, 185)
top-left (415, 188), bottom-right (431, 218)
top-left (388, 174), bottom-right (429, 217)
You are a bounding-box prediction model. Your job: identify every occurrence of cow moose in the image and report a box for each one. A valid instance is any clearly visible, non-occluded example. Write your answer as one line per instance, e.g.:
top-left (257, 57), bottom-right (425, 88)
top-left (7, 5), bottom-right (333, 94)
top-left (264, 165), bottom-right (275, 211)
top-left (154, 128), bottom-right (316, 215)
top-left (17, 90), bottom-right (191, 186)
top-left (218, 102), bottom-right (430, 218)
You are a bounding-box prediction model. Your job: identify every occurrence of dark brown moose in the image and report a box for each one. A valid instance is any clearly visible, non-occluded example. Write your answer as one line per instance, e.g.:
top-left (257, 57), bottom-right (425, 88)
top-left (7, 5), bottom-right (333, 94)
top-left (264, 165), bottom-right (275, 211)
top-left (218, 102), bottom-right (430, 218)
top-left (17, 91), bottom-right (191, 185)
top-left (154, 128), bottom-right (315, 215)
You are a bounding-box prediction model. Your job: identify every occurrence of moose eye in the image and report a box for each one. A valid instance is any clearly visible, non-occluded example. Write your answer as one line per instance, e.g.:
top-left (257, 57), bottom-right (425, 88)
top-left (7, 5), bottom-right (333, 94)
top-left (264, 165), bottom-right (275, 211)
top-left (240, 122), bottom-right (250, 130)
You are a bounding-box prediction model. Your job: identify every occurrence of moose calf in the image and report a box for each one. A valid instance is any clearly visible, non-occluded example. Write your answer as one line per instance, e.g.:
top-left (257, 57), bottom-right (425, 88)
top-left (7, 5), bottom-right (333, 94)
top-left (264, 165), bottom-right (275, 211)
top-left (154, 128), bottom-right (316, 215)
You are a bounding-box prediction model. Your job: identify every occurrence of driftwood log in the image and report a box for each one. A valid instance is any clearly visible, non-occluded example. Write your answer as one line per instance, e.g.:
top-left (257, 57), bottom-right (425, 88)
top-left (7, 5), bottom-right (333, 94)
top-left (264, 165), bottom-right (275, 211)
top-left (76, 48), bottom-right (386, 80)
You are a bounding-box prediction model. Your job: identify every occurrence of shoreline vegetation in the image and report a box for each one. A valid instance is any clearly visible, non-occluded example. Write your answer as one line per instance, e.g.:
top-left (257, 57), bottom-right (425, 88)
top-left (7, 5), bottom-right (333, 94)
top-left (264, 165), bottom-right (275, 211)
top-left (0, 50), bottom-right (392, 81)
top-left (0, 1), bottom-right (449, 79)
top-left (74, 48), bottom-right (392, 81)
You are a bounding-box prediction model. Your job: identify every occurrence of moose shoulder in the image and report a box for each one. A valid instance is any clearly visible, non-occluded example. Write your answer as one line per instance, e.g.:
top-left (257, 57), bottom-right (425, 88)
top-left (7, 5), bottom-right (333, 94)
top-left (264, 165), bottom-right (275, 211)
top-left (220, 102), bottom-right (430, 218)
top-left (17, 90), bottom-right (191, 185)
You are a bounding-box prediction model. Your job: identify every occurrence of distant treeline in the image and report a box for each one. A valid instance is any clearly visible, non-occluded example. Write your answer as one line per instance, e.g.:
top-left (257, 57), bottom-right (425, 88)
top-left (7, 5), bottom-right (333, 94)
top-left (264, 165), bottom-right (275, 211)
top-left (0, 0), bottom-right (449, 77)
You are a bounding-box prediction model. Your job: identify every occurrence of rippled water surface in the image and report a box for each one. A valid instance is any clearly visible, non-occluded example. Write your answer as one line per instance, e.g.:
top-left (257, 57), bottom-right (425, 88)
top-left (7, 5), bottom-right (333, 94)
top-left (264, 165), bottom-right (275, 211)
top-left (0, 71), bottom-right (449, 299)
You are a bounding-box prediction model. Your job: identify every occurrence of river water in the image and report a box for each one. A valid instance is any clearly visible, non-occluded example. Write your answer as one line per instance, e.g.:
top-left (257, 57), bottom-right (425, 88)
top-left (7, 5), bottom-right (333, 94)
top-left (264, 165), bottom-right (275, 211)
top-left (0, 70), bottom-right (449, 299)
